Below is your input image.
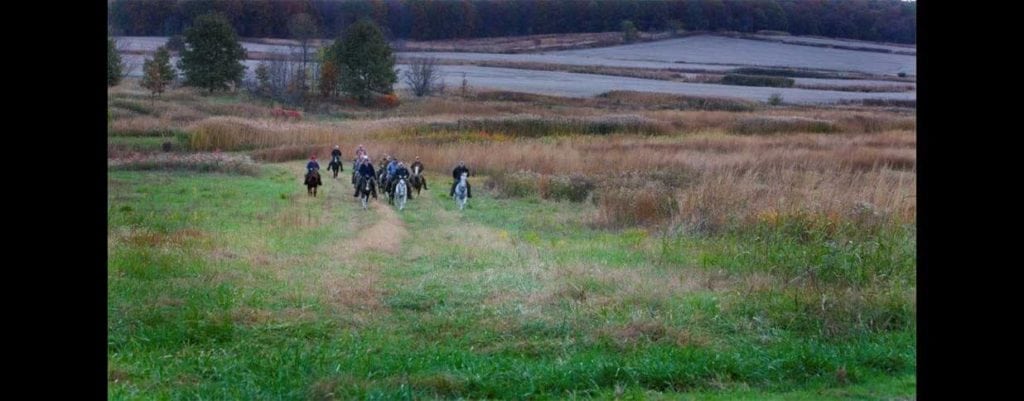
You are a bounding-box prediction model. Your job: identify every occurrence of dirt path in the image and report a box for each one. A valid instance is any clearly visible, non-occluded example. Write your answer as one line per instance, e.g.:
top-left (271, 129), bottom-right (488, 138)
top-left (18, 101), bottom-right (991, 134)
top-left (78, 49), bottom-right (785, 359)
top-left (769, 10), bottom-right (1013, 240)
top-left (314, 174), bottom-right (408, 319)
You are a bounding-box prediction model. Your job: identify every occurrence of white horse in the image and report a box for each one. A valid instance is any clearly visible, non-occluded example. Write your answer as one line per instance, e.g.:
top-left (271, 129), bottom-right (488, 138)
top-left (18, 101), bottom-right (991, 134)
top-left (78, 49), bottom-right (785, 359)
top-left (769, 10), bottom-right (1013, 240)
top-left (454, 172), bottom-right (468, 210)
top-left (395, 177), bottom-right (408, 211)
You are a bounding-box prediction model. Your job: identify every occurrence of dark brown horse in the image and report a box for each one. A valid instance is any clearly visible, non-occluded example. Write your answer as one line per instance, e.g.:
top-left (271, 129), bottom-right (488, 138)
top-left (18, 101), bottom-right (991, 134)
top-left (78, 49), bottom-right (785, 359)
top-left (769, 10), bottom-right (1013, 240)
top-left (410, 165), bottom-right (427, 196)
top-left (305, 170), bottom-right (322, 196)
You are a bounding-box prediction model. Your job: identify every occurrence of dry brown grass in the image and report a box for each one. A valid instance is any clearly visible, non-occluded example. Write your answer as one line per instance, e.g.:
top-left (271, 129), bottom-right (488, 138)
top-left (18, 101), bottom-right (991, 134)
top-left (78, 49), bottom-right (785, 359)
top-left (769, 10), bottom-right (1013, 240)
top-left (321, 270), bottom-right (387, 314)
top-left (348, 202), bottom-right (406, 254)
top-left (109, 83), bottom-right (915, 232)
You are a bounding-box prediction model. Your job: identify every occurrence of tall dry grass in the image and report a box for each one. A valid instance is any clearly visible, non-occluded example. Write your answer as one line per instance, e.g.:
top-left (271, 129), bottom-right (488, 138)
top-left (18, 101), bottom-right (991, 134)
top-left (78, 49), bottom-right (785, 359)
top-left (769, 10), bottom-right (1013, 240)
top-left (108, 82), bottom-right (915, 231)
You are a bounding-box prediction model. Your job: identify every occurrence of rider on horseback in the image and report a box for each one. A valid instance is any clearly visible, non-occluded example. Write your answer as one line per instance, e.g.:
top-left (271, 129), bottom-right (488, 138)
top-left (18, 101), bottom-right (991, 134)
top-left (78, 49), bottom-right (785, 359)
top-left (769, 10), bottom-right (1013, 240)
top-left (411, 157), bottom-right (427, 190)
top-left (394, 162), bottom-right (412, 199)
top-left (387, 157), bottom-right (399, 181)
top-left (449, 160), bottom-right (471, 198)
top-left (306, 155), bottom-right (320, 173)
top-left (354, 155), bottom-right (377, 198)
top-left (330, 145), bottom-right (343, 171)
top-left (353, 145), bottom-right (367, 171)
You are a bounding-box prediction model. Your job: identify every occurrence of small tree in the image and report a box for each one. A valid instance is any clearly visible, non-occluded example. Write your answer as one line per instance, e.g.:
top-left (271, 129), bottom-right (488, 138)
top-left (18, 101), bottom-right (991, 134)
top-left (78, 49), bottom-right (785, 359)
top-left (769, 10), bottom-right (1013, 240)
top-left (328, 19), bottom-right (397, 105)
top-left (141, 46), bottom-right (176, 101)
top-left (768, 93), bottom-right (783, 106)
top-left (319, 60), bottom-right (339, 98)
top-left (621, 20), bottom-right (639, 43)
top-left (254, 63), bottom-right (271, 97)
top-left (403, 57), bottom-right (443, 97)
top-left (178, 13), bottom-right (247, 93)
top-left (107, 38), bottom-right (122, 87)
top-left (667, 19), bottom-right (684, 36)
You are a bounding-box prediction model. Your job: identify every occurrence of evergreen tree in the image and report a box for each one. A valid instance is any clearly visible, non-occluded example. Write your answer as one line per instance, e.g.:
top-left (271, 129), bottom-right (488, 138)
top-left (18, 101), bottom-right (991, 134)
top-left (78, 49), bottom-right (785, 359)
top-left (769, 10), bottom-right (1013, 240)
top-left (178, 13), bottom-right (247, 93)
top-left (327, 19), bottom-right (397, 105)
top-left (621, 20), bottom-right (639, 43)
top-left (108, 38), bottom-right (122, 87)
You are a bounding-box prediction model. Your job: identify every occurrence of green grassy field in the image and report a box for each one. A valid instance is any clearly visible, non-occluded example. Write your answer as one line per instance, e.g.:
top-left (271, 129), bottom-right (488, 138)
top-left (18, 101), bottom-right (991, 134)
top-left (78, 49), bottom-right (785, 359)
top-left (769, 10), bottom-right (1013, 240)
top-left (108, 162), bottom-right (914, 400)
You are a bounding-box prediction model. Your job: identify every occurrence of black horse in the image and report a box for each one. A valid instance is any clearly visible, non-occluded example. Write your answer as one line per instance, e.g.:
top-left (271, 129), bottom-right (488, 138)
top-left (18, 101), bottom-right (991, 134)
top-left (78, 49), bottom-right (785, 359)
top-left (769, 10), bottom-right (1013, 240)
top-left (305, 170), bottom-right (322, 197)
top-left (356, 175), bottom-right (377, 209)
top-left (328, 156), bottom-right (343, 179)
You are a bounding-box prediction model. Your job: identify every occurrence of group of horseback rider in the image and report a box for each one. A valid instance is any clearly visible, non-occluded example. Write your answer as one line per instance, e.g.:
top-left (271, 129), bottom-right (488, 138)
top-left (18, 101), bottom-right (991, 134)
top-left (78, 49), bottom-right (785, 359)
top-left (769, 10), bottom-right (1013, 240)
top-left (304, 144), bottom-right (470, 201)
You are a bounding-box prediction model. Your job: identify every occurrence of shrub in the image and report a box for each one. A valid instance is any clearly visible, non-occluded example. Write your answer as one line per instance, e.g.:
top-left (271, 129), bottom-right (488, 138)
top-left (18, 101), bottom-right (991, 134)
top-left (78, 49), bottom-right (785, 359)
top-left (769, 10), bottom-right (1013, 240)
top-left (594, 184), bottom-right (679, 228)
top-left (730, 116), bottom-right (839, 135)
top-left (378, 93), bottom-right (400, 108)
top-left (731, 67), bottom-right (834, 79)
top-left (250, 145), bottom-right (325, 163)
top-left (547, 174), bottom-right (596, 202)
top-left (768, 93), bottom-right (783, 106)
top-left (597, 91), bottom-right (759, 112)
top-left (721, 74), bottom-right (795, 88)
top-left (107, 152), bottom-right (260, 175)
top-left (415, 115), bottom-right (667, 138)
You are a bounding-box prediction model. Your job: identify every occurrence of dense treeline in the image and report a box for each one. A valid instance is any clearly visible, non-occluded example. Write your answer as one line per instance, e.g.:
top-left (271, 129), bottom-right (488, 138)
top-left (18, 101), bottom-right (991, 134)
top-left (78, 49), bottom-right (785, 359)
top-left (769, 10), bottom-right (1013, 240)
top-left (109, 0), bottom-right (915, 44)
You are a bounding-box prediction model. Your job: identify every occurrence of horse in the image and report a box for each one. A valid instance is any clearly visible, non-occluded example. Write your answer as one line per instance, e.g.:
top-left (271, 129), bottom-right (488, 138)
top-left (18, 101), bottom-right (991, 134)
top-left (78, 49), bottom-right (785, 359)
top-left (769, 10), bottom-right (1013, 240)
top-left (356, 175), bottom-right (376, 209)
top-left (378, 169), bottom-right (391, 200)
top-left (454, 172), bottom-right (468, 210)
top-left (328, 157), bottom-right (342, 179)
top-left (410, 165), bottom-right (426, 196)
top-left (394, 178), bottom-right (408, 211)
top-left (271, 108), bottom-right (303, 120)
top-left (305, 170), bottom-right (322, 197)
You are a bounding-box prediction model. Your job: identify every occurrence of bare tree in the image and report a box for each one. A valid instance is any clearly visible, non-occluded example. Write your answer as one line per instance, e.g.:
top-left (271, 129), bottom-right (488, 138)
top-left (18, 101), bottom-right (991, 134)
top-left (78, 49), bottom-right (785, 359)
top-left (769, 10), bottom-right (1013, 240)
top-left (114, 38), bottom-right (141, 79)
top-left (403, 57), bottom-right (443, 97)
top-left (288, 13), bottom-right (319, 92)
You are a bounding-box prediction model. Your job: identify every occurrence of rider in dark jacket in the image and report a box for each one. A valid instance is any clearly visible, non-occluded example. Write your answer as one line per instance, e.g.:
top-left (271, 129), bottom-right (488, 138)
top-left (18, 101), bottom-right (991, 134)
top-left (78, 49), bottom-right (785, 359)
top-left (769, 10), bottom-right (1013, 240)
top-left (354, 157), bottom-right (377, 198)
top-left (330, 146), bottom-right (343, 171)
top-left (306, 155), bottom-right (320, 173)
top-left (393, 162), bottom-right (412, 199)
top-left (449, 161), bottom-right (471, 198)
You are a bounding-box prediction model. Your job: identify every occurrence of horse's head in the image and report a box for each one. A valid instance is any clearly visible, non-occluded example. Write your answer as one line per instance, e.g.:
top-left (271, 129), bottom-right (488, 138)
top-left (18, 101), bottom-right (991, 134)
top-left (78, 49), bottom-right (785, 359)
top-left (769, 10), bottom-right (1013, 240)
top-left (460, 172), bottom-right (468, 181)
top-left (413, 166), bottom-right (420, 175)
